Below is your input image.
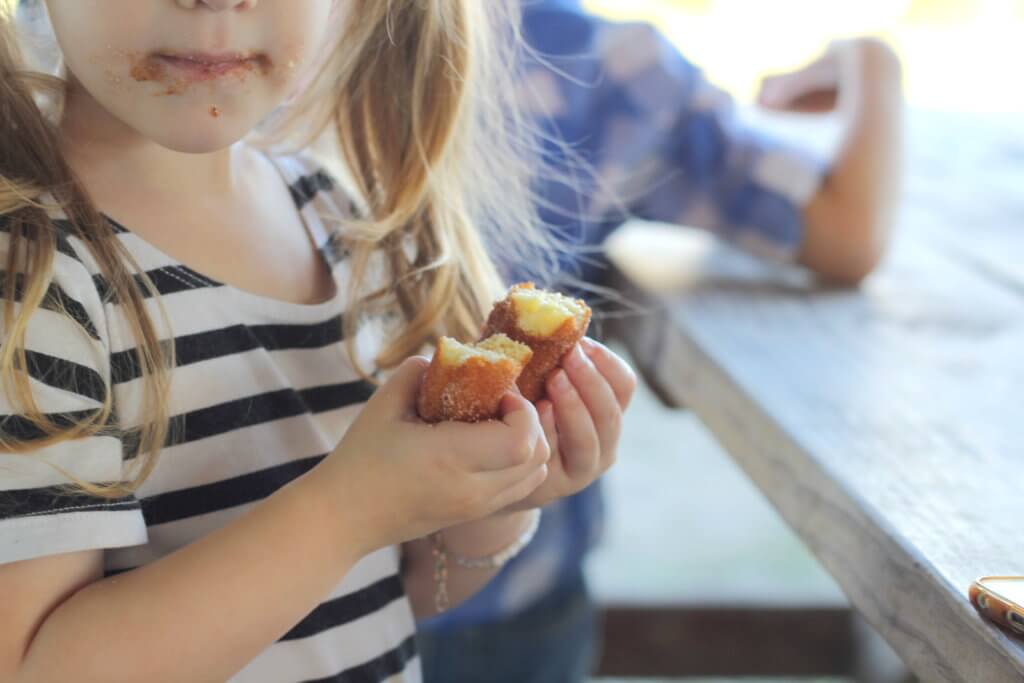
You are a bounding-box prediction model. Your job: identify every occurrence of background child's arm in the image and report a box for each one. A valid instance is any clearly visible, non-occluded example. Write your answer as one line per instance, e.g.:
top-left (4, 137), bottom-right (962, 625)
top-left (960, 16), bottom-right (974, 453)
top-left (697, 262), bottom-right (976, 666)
top-left (3, 471), bottom-right (371, 683)
top-left (554, 18), bottom-right (902, 287)
top-left (762, 38), bottom-right (905, 284)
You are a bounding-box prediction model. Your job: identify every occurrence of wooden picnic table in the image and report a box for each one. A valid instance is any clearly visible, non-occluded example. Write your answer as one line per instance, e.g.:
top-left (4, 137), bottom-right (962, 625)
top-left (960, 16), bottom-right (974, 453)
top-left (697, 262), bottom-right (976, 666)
top-left (603, 109), bottom-right (1024, 683)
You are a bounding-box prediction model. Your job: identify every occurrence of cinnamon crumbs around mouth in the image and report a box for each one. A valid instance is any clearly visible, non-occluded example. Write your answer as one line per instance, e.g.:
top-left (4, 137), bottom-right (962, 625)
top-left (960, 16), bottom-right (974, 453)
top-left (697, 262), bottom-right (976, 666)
top-left (130, 56), bottom-right (186, 95)
top-left (128, 53), bottom-right (274, 96)
top-left (253, 55), bottom-right (273, 76)
top-left (130, 58), bottom-right (164, 82)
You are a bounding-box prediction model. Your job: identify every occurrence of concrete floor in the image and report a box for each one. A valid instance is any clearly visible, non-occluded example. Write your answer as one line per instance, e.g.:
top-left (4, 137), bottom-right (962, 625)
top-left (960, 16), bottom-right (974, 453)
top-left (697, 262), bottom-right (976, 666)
top-left (585, 348), bottom-right (849, 682)
top-left (585, 356), bottom-right (845, 608)
top-left (597, 680), bottom-right (846, 683)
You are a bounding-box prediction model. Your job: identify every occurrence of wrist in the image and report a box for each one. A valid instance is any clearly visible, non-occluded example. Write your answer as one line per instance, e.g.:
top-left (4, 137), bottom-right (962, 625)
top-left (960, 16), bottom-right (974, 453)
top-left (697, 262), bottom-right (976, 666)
top-left (853, 37), bottom-right (901, 70)
top-left (282, 465), bottom-right (378, 565)
top-left (424, 509), bottom-right (541, 614)
top-left (835, 38), bottom-right (902, 111)
top-left (440, 508), bottom-right (537, 558)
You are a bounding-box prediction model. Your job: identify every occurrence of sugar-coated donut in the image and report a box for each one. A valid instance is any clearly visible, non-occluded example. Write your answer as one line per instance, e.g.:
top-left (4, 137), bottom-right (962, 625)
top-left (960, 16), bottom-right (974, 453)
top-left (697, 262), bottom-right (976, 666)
top-left (482, 282), bottom-right (592, 402)
top-left (417, 333), bottom-right (533, 423)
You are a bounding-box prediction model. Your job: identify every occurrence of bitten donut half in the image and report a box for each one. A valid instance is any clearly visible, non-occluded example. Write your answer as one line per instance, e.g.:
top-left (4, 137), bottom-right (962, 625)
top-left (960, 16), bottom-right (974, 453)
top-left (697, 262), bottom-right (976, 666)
top-left (417, 333), bottom-right (533, 423)
top-left (483, 282), bottom-right (592, 402)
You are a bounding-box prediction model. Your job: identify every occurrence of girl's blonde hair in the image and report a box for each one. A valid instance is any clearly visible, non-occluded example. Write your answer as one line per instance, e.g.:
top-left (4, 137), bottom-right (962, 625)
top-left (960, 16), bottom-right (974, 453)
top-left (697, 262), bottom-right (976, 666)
top-left (0, 0), bottom-right (553, 497)
top-left (258, 0), bottom-right (553, 368)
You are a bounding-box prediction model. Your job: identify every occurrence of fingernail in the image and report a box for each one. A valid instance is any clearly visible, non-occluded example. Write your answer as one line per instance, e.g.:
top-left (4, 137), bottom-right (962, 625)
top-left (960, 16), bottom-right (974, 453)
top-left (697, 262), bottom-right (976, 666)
top-left (565, 345), bottom-right (588, 370)
top-left (580, 337), bottom-right (599, 356)
top-left (553, 370), bottom-right (571, 393)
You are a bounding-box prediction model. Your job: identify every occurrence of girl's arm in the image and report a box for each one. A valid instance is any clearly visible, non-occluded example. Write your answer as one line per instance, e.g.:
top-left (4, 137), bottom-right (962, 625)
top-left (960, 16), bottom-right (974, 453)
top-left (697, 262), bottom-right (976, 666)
top-left (5, 470), bottom-right (370, 683)
top-left (402, 510), bottom-right (535, 619)
top-left (4, 357), bottom-right (549, 683)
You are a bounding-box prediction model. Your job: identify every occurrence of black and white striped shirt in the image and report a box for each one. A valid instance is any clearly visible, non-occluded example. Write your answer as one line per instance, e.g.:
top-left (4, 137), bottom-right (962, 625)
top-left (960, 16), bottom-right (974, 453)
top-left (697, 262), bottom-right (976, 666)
top-left (0, 152), bottom-right (419, 682)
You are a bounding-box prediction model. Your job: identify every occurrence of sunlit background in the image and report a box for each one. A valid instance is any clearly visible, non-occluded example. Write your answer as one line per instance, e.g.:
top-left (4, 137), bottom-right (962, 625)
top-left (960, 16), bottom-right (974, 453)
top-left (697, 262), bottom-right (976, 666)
top-left (585, 0), bottom-right (1024, 112)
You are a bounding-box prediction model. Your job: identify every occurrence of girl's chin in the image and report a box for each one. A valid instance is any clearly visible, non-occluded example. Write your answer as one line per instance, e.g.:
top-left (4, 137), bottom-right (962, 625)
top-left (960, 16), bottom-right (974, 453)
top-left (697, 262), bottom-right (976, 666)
top-left (138, 114), bottom-right (253, 155)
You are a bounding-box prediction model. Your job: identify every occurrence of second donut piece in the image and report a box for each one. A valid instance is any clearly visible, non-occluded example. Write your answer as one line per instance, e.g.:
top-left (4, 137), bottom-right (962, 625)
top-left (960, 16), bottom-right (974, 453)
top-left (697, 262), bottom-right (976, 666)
top-left (483, 282), bottom-right (592, 402)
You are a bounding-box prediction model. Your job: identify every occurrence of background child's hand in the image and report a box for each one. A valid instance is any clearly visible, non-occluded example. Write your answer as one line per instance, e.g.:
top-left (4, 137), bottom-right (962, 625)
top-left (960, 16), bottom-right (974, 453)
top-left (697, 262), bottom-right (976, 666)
top-left (757, 37), bottom-right (900, 114)
top-left (314, 357), bottom-right (550, 554)
top-left (506, 337), bottom-right (636, 511)
top-left (757, 46), bottom-right (841, 113)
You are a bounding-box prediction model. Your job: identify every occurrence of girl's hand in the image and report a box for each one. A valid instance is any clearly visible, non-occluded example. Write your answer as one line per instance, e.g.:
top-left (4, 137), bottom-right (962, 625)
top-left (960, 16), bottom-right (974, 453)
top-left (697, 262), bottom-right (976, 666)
top-left (507, 337), bottom-right (636, 511)
top-left (313, 357), bottom-right (550, 555)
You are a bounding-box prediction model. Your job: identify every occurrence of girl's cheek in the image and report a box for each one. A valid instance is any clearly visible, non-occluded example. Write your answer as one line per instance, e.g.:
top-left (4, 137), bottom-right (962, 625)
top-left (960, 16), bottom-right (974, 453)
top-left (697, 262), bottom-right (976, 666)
top-left (278, 36), bottom-right (329, 101)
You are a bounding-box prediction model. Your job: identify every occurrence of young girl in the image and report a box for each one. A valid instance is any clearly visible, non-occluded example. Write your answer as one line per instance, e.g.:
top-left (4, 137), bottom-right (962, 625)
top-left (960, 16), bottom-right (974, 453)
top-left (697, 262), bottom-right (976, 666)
top-left (0, 1), bottom-right (636, 681)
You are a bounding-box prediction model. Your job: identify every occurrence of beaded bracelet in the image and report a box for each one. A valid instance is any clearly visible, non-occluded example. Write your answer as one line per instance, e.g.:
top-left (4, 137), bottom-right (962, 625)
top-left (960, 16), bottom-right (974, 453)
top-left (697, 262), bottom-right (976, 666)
top-left (429, 508), bottom-right (542, 613)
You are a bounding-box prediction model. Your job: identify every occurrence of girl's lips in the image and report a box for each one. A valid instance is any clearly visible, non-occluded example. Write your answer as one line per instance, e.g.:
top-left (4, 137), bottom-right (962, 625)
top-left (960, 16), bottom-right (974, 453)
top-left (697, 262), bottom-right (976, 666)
top-left (154, 53), bottom-right (267, 81)
top-left (129, 50), bottom-right (273, 95)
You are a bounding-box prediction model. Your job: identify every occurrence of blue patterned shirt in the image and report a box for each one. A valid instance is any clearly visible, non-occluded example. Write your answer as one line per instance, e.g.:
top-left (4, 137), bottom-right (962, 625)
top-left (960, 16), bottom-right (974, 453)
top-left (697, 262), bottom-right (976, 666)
top-left (421, 0), bottom-right (824, 629)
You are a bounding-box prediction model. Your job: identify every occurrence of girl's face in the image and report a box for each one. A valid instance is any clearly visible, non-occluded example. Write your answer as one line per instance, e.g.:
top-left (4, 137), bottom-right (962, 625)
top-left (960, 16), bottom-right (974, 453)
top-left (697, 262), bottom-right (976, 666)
top-left (45, 0), bottom-right (335, 153)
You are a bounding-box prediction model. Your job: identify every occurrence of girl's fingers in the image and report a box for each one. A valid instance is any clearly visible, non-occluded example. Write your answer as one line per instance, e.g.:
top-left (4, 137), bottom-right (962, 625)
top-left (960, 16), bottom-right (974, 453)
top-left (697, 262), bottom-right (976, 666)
top-left (478, 434), bottom-right (549, 509)
top-left (499, 392), bottom-right (549, 466)
top-left (374, 355), bottom-right (431, 418)
top-left (562, 344), bottom-right (622, 457)
top-left (499, 392), bottom-right (534, 426)
top-left (537, 399), bottom-right (558, 463)
top-left (547, 369), bottom-right (600, 481)
top-left (428, 395), bottom-right (542, 472)
top-left (580, 337), bottom-right (637, 410)
top-left (489, 461), bottom-right (549, 512)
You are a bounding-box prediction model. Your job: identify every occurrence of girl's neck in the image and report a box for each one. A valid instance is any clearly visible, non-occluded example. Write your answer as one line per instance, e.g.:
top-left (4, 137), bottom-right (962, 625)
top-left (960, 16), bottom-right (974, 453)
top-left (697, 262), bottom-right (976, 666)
top-left (58, 75), bottom-right (243, 205)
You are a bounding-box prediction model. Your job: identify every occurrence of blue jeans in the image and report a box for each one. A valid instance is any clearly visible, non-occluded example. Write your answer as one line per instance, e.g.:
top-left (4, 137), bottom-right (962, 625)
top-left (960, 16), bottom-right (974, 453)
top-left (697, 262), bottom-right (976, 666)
top-left (416, 571), bottom-right (599, 683)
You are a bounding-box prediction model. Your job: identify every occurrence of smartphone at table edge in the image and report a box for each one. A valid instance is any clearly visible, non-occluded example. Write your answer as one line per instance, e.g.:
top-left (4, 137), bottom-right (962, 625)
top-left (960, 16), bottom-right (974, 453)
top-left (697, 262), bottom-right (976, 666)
top-left (970, 576), bottom-right (1024, 637)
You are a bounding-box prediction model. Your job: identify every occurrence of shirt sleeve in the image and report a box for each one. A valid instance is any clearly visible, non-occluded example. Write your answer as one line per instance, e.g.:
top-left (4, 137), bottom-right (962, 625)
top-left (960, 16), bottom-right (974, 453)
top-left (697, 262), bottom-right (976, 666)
top-left (0, 223), bottom-right (147, 565)
top-left (524, 11), bottom-right (827, 264)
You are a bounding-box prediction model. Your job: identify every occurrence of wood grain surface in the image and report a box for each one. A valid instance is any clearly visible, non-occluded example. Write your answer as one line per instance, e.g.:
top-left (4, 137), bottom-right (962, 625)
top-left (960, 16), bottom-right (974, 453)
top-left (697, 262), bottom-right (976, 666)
top-left (605, 216), bottom-right (1024, 682)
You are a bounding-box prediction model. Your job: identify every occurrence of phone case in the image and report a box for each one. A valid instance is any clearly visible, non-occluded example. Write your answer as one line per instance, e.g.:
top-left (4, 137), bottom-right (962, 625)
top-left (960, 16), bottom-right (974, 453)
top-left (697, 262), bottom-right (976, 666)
top-left (970, 577), bottom-right (1024, 636)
